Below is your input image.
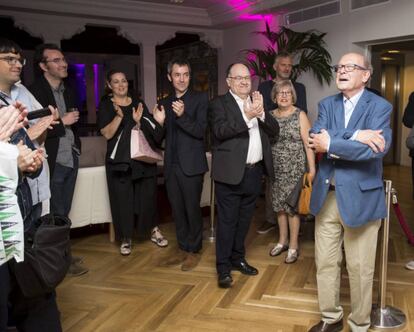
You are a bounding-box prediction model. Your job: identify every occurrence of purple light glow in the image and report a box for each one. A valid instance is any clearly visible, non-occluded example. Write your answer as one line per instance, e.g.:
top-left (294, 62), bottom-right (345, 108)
top-left (247, 53), bottom-right (256, 61)
top-left (93, 64), bottom-right (99, 108)
top-left (74, 64), bottom-right (85, 71)
top-left (229, 0), bottom-right (250, 11)
top-left (71, 64), bottom-right (86, 111)
top-left (228, 0), bottom-right (275, 23)
top-left (239, 14), bottom-right (273, 21)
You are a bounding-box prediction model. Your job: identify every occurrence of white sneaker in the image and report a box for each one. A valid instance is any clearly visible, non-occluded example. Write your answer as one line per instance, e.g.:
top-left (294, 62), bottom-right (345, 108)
top-left (151, 226), bottom-right (168, 248)
top-left (405, 260), bottom-right (414, 270)
top-left (120, 239), bottom-right (131, 256)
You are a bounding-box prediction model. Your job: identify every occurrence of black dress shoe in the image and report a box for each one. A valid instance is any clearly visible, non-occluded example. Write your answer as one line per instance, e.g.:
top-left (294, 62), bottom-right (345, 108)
top-left (232, 260), bottom-right (258, 275)
top-left (308, 319), bottom-right (343, 332)
top-left (218, 273), bottom-right (233, 288)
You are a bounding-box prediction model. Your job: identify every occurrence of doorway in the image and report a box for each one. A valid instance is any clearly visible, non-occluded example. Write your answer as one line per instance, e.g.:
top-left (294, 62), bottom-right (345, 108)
top-left (370, 40), bottom-right (414, 166)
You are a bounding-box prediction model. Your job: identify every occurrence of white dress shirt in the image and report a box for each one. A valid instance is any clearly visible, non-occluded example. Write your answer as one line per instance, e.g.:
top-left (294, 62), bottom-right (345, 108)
top-left (229, 90), bottom-right (264, 164)
top-left (343, 89), bottom-right (364, 128)
top-left (327, 88), bottom-right (365, 153)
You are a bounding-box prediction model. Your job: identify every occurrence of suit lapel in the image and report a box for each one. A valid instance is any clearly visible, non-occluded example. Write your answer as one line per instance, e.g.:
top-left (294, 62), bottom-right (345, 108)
top-left (334, 94), bottom-right (345, 129)
top-left (42, 75), bottom-right (61, 107)
top-left (224, 92), bottom-right (246, 124)
top-left (346, 89), bottom-right (370, 129)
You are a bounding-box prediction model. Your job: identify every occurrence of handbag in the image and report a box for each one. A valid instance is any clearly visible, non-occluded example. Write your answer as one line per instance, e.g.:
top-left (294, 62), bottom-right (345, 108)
top-left (130, 123), bottom-right (163, 164)
top-left (12, 214), bottom-right (72, 298)
top-left (285, 175), bottom-right (303, 211)
top-left (298, 173), bottom-right (312, 215)
top-left (406, 125), bottom-right (414, 150)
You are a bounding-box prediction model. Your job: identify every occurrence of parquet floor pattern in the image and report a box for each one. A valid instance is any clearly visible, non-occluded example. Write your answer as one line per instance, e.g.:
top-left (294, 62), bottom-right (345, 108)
top-left (58, 166), bottom-right (414, 332)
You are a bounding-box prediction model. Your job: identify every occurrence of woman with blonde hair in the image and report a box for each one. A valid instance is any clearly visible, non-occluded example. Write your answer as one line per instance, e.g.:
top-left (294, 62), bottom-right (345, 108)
top-left (269, 80), bottom-right (315, 263)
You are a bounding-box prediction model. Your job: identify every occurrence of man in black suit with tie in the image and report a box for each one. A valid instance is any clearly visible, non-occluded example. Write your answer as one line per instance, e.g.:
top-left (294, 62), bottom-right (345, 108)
top-left (159, 58), bottom-right (208, 271)
top-left (257, 51), bottom-right (308, 234)
top-left (209, 63), bottom-right (279, 288)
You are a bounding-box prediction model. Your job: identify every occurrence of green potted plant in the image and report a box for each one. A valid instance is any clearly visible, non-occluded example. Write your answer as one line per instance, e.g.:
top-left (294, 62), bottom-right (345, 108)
top-left (245, 23), bottom-right (333, 85)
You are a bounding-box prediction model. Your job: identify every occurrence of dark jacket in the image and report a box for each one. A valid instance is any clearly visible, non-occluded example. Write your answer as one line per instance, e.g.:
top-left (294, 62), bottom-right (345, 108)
top-left (403, 92), bottom-right (414, 129)
top-left (403, 92), bottom-right (414, 157)
top-left (258, 80), bottom-right (307, 113)
top-left (97, 96), bottom-right (164, 179)
top-left (29, 76), bottom-right (81, 176)
top-left (209, 92), bottom-right (279, 185)
top-left (159, 89), bottom-right (209, 179)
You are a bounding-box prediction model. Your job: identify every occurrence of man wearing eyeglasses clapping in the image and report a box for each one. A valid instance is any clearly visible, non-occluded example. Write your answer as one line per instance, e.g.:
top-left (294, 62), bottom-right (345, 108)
top-left (209, 63), bottom-right (279, 288)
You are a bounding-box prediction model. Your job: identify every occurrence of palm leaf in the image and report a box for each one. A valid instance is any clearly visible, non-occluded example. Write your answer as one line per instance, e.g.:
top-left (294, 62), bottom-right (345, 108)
top-left (244, 23), bottom-right (333, 85)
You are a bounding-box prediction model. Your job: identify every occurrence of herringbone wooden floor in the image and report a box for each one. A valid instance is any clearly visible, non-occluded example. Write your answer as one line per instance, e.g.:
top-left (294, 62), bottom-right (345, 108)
top-left (58, 165), bottom-right (414, 332)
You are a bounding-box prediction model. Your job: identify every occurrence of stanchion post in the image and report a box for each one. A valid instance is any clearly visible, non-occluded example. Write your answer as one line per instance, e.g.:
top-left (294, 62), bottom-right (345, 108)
top-left (208, 179), bottom-right (215, 242)
top-left (370, 180), bottom-right (406, 329)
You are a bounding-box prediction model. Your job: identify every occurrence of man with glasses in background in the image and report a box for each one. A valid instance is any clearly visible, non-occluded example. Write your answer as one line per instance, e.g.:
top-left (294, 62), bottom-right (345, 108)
top-left (209, 63), bottom-right (279, 288)
top-left (307, 53), bottom-right (392, 332)
top-left (29, 44), bottom-right (87, 276)
top-left (257, 52), bottom-right (308, 235)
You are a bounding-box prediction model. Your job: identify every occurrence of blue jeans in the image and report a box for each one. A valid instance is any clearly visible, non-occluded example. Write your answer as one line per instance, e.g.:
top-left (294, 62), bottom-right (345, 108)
top-left (50, 154), bottom-right (79, 217)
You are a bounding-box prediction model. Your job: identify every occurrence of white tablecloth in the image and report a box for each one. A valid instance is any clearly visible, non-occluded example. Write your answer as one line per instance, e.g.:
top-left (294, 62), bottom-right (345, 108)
top-left (69, 166), bottom-right (112, 228)
top-left (69, 152), bottom-right (212, 229)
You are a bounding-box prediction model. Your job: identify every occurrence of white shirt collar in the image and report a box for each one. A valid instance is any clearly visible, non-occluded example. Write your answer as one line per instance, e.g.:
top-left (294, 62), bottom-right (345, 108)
top-left (343, 88), bottom-right (364, 107)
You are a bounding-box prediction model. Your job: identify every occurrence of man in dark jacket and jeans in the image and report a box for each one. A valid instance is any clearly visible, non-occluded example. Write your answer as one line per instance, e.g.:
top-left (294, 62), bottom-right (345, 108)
top-left (29, 43), bottom-right (88, 276)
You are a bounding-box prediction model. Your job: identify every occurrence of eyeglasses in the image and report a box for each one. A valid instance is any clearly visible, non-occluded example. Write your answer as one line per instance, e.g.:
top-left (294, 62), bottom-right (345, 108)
top-left (0, 56), bottom-right (26, 66)
top-left (332, 64), bottom-right (368, 73)
top-left (228, 76), bottom-right (251, 82)
top-left (277, 91), bottom-right (292, 96)
top-left (44, 57), bottom-right (67, 64)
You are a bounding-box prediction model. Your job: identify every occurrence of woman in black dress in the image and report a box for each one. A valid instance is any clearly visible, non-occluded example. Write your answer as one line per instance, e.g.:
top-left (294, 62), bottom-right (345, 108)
top-left (98, 70), bottom-right (167, 255)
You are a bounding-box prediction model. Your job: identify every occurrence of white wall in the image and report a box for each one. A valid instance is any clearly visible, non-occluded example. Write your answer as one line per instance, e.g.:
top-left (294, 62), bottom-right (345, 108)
top-left (219, 18), bottom-right (278, 94)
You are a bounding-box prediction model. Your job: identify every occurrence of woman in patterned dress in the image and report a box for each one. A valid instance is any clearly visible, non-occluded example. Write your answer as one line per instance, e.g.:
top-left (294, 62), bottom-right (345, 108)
top-left (268, 80), bottom-right (315, 263)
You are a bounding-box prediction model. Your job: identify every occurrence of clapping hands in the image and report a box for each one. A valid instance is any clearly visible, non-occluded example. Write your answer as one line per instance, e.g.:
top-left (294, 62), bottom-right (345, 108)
top-left (17, 141), bottom-right (44, 173)
top-left (172, 99), bottom-right (185, 117)
top-left (152, 104), bottom-right (166, 126)
top-left (132, 103), bottom-right (143, 124)
top-left (0, 102), bottom-right (28, 142)
top-left (244, 91), bottom-right (264, 120)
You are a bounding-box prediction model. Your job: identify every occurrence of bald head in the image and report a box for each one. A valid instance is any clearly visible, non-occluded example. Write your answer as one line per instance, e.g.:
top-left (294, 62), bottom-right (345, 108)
top-left (226, 63), bottom-right (252, 99)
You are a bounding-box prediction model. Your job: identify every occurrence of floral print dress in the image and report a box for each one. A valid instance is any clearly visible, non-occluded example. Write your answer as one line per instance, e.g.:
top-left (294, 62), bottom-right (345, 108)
top-left (271, 108), bottom-right (307, 215)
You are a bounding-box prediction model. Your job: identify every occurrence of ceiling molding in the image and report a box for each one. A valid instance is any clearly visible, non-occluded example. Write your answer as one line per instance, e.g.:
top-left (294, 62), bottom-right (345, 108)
top-left (1, 7), bottom-right (223, 48)
top-left (0, 0), bottom-right (212, 27)
top-left (0, 0), bottom-right (339, 30)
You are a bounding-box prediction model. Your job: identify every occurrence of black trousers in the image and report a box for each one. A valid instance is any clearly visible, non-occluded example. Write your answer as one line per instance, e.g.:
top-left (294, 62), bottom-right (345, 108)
top-left (0, 262), bottom-right (61, 332)
top-left (0, 264), bottom-right (9, 332)
top-left (165, 163), bottom-right (204, 253)
top-left (215, 163), bottom-right (263, 274)
top-left (106, 166), bottom-right (157, 241)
